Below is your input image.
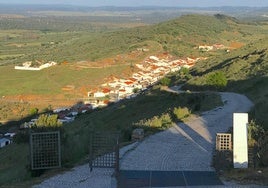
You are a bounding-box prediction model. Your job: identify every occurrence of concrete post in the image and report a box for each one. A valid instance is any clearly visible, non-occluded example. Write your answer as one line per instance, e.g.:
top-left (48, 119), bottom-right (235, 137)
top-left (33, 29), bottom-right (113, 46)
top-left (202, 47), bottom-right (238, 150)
top-left (233, 113), bottom-right (248, 168)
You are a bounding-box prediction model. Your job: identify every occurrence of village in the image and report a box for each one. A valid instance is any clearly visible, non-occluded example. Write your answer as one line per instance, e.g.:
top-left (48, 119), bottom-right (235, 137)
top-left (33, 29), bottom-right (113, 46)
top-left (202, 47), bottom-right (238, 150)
top-left (87, 54), bottom-right (200, 108)
top-left (1, 44), bottom-right (224, 149)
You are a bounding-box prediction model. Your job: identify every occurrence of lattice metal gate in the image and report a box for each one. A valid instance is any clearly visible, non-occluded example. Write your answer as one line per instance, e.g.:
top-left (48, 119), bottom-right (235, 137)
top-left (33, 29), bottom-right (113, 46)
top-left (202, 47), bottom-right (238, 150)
top-left (30, 131), bottom-right (61, 170)
top-left (89, 131), bottom-right (120, 174)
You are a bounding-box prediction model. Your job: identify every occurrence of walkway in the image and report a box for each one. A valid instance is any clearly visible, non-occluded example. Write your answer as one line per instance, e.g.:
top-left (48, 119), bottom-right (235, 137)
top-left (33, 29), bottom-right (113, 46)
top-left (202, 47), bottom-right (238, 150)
top-left (118, 170), bottom-right (223, 188)
top-left (34, 92), bottom-right (256, 188)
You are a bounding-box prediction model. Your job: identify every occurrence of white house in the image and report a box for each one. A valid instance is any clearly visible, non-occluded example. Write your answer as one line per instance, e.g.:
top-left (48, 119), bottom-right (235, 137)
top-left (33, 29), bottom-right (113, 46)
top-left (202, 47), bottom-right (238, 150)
top-left (149, 56), bottom-right (159, 61)
top-left (0, 138), bottom-right (11, 148)
top-left (93, 91), bottom-right (106, 98)
top-left (199, 45), bottom-right (214, 51)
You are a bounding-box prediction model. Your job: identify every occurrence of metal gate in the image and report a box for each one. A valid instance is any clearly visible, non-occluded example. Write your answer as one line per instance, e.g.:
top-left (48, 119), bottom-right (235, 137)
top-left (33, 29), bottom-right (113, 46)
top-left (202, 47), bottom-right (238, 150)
top-left (30, 131), bottom-right (61, 170)
top-left (89, 131), bottom-right (119, 174)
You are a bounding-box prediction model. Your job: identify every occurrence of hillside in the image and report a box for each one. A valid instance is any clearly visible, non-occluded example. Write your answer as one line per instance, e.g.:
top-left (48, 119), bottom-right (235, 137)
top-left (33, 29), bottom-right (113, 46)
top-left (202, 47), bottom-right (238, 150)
top-left (0, 13), bottom-right (267, 123)
top-left (0, 14), bottom-right (258, 64)
top-left (0, 14), bottom-right (268, 186)
top-left (0, 14), bottom-right (254, 122)
top-left (184, 37), bottom-right (268, 128)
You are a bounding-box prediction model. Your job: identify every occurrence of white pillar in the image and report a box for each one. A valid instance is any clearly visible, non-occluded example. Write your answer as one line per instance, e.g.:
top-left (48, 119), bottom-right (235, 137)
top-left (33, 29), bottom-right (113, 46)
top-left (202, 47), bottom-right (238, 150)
top-left (233, 113), bottom-right (248, 168)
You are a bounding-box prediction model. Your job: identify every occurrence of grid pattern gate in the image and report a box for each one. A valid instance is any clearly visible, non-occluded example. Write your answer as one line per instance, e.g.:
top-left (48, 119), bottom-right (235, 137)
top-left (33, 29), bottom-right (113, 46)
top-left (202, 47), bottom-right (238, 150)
top-left (30, 131), bottom-right (61, 170)
top-left (216, 133), bottom-right (232, 151)
top-left (89, 131), bottom-right (119, 171)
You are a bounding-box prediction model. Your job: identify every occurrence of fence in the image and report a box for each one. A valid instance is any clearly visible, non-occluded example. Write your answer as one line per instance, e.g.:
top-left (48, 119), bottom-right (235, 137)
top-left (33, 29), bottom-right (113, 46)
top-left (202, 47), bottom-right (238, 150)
top-left (89, 131), bottom-right (120, 175)
top-left (30, 131), bottom-right (61, 170)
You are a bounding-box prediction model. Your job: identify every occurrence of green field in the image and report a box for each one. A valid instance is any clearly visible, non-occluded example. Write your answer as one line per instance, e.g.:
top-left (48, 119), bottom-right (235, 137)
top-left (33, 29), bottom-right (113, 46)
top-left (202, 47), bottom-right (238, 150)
top-left (0, 64), bottom-right (132, 96)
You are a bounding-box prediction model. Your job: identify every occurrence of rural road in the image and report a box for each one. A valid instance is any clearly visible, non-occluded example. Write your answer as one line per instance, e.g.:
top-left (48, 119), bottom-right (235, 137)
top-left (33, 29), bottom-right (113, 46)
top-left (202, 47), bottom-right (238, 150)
top-left (120, 92), bottom-right (254, 171)
top-left (34, 92), bottom-right (256, 188)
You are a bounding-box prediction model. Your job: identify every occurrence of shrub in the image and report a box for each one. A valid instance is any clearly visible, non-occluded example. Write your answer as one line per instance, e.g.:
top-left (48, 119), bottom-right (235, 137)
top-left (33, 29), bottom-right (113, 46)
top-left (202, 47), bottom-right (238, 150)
top-left (173, 107), bottom-right (191, 120)
top-left (133, 88), bottom-right (139, 93)
top-left (248, 120), bottom-right (265, 146)
top-left (206, 71), bottom-right (227, 90)
top-left (29, 108), bottom-right (38, 116)
top-left (247, 121), bottom-right (268, 167)
top-left (160, 77), bottom-right (171, 86)
top-left (134, 113), bottom-right (173, 128)
top-left (149, 116), bottom-right (163, 128)
top-left (258, 133), bottom-right (268, 167)
top-left (160, 113), bottom-right (173, 128)
top-left (35, 114), bottom-right (62, 127)
top-left (178, 67), bottom-right (192, 80)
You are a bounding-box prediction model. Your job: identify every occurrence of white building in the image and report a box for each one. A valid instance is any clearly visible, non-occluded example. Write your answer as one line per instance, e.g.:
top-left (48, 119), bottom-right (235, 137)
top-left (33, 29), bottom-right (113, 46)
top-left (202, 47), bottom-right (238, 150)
top-left (93, 91), bottom-right (106, 98)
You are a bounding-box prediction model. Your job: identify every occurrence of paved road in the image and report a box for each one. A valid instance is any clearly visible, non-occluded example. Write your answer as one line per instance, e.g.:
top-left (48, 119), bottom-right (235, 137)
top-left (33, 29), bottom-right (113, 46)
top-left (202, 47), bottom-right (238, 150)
top-left (34, 92), bottom-right (257, 188)
top-left (120, 92), bottom-right (254, 172)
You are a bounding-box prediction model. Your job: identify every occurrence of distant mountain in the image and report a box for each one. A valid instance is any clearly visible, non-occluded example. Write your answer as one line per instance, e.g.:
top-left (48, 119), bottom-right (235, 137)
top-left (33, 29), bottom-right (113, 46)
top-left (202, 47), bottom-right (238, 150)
top-left (0, 4), bottom-right (267, 20)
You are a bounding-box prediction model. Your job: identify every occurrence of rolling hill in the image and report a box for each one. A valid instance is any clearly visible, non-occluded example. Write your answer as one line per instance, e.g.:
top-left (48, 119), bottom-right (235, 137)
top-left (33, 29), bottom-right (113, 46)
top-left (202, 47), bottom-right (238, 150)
top-left (0, 13), bottom-right (268, 186)
top-left (1, 14), bottom-right (267, 122)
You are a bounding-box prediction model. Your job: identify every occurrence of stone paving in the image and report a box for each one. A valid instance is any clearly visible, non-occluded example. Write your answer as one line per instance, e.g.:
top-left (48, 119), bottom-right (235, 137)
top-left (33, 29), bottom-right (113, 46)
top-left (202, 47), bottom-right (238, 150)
top-left (120, 92), bottom-right (253, 172)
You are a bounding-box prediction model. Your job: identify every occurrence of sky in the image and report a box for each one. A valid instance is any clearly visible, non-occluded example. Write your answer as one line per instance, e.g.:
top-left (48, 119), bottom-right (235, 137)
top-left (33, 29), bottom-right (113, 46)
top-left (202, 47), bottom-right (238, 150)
top-left (0, 0), bottom-right (268, 7)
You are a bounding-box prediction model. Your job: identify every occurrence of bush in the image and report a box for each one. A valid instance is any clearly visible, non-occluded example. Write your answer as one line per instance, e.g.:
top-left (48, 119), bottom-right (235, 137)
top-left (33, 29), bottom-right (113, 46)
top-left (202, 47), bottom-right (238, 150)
top-left (160, 77), bottom-right (171, 86)
top-left (173, 107), bottom-right (191, 120)
top-left (149, 116), bottom-right (163, 128)
top-left (247, 121), bottom-right (268, 167)
top-left (257, 133), bottom-right (268, 167)
top-left (134, 113), bottom-right (173, 128)
top-left (160, 113), bottom-right (173, 128)
top-left (29, 108), bottom-right (38, 116)
top-left (248, 120), bottom-right (265, 147)
top-left (206, 71), bottom-right (227, 90)
top-left (178, 67), bottom-right (192, 81)
top-left (35, 114), bottom-right (62, 127)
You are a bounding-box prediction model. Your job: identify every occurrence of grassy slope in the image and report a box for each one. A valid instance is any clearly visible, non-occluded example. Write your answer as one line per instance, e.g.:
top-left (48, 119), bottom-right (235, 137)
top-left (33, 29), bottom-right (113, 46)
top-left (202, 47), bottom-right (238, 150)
top-left (185, 36), bottom-right (268, 128)
top-left (0, 15), bottom-right (239, 64)
top-left (0, 14), bottom-right (255, 96)
top-left (0, 89), bottom-right (222, 186)
top-left (0, 64), bottom-right (131, 96)
top-left (0, 14), bottom-right (238, 121)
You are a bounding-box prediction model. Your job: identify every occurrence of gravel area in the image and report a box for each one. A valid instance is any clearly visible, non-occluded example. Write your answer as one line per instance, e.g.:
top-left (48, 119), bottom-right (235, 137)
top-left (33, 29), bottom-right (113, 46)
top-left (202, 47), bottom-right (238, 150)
top-left (34, 92), bottom-right (257, 188)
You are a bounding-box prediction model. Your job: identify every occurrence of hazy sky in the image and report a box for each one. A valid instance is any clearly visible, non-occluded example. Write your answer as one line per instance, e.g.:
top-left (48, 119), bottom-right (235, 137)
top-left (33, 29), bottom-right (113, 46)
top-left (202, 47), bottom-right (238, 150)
top-left (0, 0), bottom-right (268, 7)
